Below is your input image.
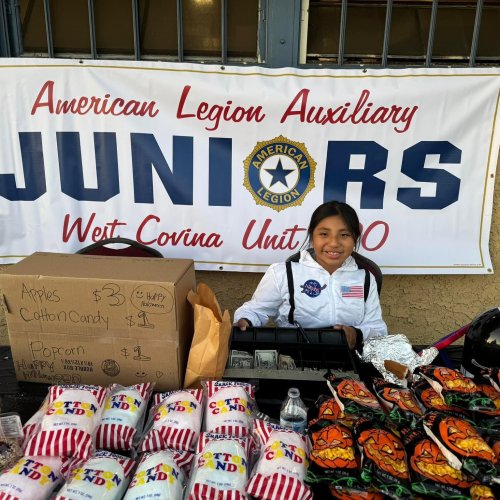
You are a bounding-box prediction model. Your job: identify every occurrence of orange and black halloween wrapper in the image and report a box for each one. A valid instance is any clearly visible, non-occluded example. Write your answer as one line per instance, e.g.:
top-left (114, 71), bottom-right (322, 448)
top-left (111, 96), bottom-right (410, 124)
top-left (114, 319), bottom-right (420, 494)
top-left (370, 378), bottom-right (422, 429)
top-left (486, 435), bottom-right (500, 465)
top-left (415, 366), bottom-right (497, 413)
top-left (472, 384), bottom-right (500, 437)
top-left (400, 426), bottom-right (478, 499)
top-left (310, 396), bottom-right (358, 429)
top-left (410, 378), bottom-right (474, 422)
top-left (353, 417), bottom-right (412, 499)
top-left (306, 419), bottom-right (361, 487)
top-left (326, 376), bottom-right (386, 424)
top-left (329, 484), bottom-right (388, 500)
top-left (422, 411), bottom-right (499, 485)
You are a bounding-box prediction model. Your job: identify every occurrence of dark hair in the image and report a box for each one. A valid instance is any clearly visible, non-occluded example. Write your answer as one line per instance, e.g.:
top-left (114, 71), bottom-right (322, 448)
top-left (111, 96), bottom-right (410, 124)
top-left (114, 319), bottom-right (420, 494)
top-left (305, 201), bottom-right (361, 249)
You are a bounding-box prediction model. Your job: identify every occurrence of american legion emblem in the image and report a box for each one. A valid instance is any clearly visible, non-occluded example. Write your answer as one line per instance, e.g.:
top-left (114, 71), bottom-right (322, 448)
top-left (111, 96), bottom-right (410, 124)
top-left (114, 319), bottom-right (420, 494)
top-left (243, 135), bottom-right (316, 212)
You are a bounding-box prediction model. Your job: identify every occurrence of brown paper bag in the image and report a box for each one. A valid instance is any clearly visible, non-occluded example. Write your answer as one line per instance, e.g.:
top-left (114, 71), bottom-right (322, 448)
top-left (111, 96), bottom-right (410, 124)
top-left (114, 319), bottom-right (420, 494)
top-left (184, 282), bottom-right (231, 389)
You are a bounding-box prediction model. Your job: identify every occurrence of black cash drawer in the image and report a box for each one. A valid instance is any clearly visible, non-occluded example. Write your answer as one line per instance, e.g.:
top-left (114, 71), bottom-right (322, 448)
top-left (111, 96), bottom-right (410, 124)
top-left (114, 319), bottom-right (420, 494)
top-left (228, 326), bottom-right (359, 373)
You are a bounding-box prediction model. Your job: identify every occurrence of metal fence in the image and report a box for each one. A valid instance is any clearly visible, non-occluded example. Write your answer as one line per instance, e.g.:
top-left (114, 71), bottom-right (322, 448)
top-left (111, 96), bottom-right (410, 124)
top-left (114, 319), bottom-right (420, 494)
top-left (0, 0), bottom-right (498, 68)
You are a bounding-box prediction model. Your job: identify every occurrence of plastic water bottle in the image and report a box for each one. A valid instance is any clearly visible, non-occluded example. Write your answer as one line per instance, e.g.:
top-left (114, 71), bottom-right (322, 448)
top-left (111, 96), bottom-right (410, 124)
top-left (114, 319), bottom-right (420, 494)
top-left (280, 387), bottom-right (307, 433)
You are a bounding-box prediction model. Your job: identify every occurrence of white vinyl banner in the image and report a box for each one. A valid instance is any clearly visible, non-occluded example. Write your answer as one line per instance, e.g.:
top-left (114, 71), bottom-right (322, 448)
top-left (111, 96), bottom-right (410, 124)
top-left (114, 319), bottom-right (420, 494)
top-left (0, 59), bottom-right (499, 273)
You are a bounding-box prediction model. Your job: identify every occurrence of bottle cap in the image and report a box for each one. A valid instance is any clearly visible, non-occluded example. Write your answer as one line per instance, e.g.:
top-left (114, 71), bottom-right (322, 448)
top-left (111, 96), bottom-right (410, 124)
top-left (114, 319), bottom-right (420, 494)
top-left (288, 387), bottom-right (300, 398)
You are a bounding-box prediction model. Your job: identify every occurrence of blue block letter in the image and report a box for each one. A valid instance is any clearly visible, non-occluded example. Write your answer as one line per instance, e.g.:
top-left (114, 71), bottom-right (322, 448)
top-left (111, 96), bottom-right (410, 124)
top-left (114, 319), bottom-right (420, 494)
top-left (323, 141), bottom-right (387, 208)
top-left (209, 137), bottom-right (232, 206)
top-left (0, 132), bottom-right (46, 201)
top-left (397, 141), bottom-right (461, 209)
top-left (131, 134), bottom-right (193, 204)
top-left (58, 132), bottom-right (120, 201)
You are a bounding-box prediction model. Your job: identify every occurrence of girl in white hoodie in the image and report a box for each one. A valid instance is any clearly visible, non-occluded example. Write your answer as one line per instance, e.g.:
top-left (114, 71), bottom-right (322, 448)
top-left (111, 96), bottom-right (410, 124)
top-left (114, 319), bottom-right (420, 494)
top-left (233, 201), bottom-right (388, 350)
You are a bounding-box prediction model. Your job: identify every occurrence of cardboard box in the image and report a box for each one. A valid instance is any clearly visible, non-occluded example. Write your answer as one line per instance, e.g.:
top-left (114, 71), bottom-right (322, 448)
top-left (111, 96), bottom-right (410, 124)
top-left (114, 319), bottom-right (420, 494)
top-left (0, 252), bottom-right (196, 391)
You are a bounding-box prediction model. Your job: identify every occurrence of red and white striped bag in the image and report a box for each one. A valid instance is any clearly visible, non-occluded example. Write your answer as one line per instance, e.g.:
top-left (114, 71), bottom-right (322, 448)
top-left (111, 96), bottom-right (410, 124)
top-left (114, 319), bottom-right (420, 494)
top-left (54, 450), bottom-right (135, 500)
top-left (246, 420), bottom-right (312, 500)
top-left (123, 449), bottom-right (192, 500)
top-left (186, 432), bottom-right (250, 500)
top-left (95, 382), bottom-right (153, 452)
top-left (24, 384), bottom-right (107, 460)
top-left (204, 381), bottom-right (255, 437)
top-left (188, 484), bottom-right (247, 500)
top-left (21, 396), bottom-right (49, 450)
top-left (140, 389), bottom-right (204, 452)
top-left (0, 456), bottom-right (68, 500)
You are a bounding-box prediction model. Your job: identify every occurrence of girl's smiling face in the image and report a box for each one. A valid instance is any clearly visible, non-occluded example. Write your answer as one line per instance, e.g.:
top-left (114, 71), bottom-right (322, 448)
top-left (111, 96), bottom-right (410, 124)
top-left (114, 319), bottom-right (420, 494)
top-left (312, 215), bottom-right (355, 273)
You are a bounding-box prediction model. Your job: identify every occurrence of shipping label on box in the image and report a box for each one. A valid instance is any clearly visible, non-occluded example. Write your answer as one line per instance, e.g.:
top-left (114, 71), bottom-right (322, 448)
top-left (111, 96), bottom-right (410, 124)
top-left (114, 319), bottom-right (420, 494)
top-left (0, 252), bottom-right (196, 391)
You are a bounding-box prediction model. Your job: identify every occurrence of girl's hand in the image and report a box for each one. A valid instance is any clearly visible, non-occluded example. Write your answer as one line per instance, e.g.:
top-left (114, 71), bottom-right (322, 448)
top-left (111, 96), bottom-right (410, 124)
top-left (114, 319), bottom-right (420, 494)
top-left (334, 325), bottom-right (357, 349)
top-left (234, 318), bottom-right (250, 331)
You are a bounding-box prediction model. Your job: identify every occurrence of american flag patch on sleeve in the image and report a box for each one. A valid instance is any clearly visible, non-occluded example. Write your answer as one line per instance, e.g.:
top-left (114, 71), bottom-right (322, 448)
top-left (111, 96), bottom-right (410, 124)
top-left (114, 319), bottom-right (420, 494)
top-left (341, 285), bottom-right (364, 298)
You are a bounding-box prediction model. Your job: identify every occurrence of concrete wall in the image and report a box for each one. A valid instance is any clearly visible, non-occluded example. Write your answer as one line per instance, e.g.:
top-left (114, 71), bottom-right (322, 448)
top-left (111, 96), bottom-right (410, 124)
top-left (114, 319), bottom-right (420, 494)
top-left (1, 153), bottom-right (499, 347)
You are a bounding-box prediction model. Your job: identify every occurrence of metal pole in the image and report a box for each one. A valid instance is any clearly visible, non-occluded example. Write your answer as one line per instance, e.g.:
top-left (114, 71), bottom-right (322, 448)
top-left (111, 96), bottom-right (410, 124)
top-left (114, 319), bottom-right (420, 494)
top-left (221, 0), bottom-right (227, 64)
top-left (257, 0), bottom-right (267, 64)
top-left (469, 0), bottom-right (484, 67)
top-left (299, 0), bottom-right (310, 65)
top-left (132, 0), bottom-right (141, 60)
top-left (0, 0), bottom-right (11, 56)
top-left (88, 0), bottom-right (97, 59)
top-left (425, 0), bottom-right (439, 67)
top-left (338, 0), bottom-right (348, 66)
top-left (43, 0), bottom-right (54, 57)
top-left (177, 0), bottom-right (183, 62)
top-left (8, 0), bottom-right (24, 56)
top-left (381, 0), bottom-right (393, 67)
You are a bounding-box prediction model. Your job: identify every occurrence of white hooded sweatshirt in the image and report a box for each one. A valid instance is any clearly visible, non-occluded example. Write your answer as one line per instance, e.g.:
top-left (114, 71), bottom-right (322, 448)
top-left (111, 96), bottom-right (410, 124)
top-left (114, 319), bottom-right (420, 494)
top-left (234, 249), bottom-right (387, 342)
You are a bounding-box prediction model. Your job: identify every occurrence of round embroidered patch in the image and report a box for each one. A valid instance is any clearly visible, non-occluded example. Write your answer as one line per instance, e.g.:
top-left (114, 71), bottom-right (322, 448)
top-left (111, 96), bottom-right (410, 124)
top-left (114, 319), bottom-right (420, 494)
top-left (300, 280), bottom-right (326, 297)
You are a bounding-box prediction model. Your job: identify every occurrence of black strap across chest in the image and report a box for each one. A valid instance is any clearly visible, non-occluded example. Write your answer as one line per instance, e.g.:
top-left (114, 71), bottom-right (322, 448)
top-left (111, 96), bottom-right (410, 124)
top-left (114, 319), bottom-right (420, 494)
top-left (286, 260), bottom-right (370, 324)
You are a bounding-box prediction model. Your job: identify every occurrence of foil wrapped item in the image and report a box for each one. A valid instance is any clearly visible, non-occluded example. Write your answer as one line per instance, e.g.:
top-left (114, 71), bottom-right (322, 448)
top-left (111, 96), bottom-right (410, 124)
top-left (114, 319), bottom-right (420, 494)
top-left (360, 334), bottom-right (439, 387)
